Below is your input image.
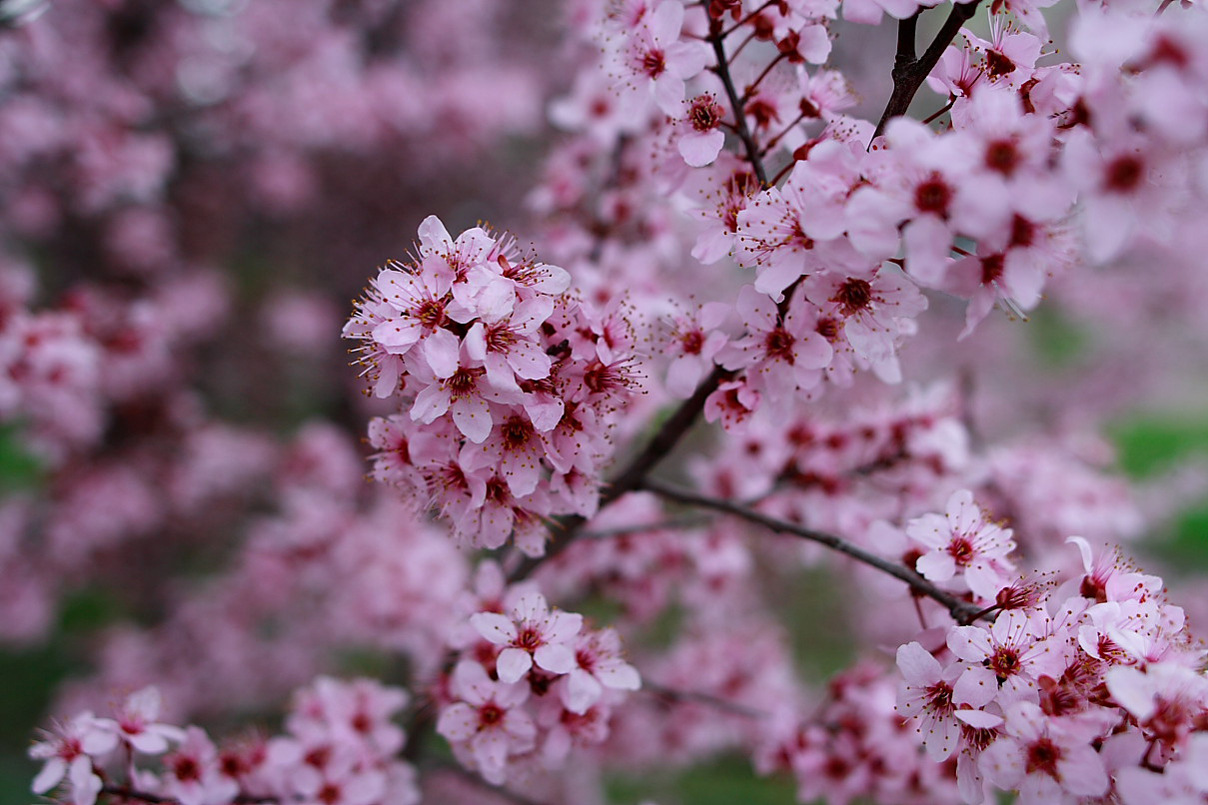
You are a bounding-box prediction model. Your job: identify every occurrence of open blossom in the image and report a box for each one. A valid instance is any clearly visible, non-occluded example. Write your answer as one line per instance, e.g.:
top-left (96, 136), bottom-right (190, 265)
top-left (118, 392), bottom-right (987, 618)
top-left (102, 686), bottom-right (186, 755)
top-left (162, 727), bottom-right (240, 805)
top-left (29, 713), bottom-right (118, 805)
top-left (802, 266), bottom-right (927, 381)
top-left (436, 661), bottom-right (536, 786)
top-left (470, 592), bottom-right (584, 683)
top-left (1106, 662), bottom-right (1208, 752)
top-left (906, 489), bottom-right (1016, 600)
top-left (896, 641), bottom-right (995, 761)
top-left (561, 627), bottom-right (642, 714)
top-left (978, 702), bottom-right (1110, 804)
top-left (734, 140), bottom-right (864, 299)
top-left (618, 0), bottom-right (710, 115)
top-left (947, 609), bottom-right (1062, 706)
top-left (719, 285), bottom-right (833, 407)
top-left (663, 303), bottom-right (730, 397)
top-left (677, 94), bottom-right (727, 167)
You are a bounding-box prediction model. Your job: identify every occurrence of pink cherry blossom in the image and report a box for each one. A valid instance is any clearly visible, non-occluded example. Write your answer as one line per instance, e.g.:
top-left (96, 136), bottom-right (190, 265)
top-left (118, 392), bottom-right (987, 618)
top-left (561, 627), bottom-right (642, 714)
top-left (102, 686), bottom-right (186, 755)
top-left (978, 702), bottom-right (1110, 804)
top-left (470, 592), bottom-right (584, 683)
top-left (896, 641), bottom-right (995, 761)
top-left (29, 713), bottom-right (118, 805)
top-left (906, 489), bottom-right (1016, 600)
top-left (620, 1), bottom-right (710, 115)
top-left (436, 661), bottom-right (536, 785)
top-left (162, 727), bottom-right (240, 805)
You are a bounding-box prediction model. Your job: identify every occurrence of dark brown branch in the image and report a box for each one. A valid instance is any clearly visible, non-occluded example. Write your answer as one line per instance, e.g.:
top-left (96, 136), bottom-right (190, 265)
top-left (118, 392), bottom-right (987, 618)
top-left (640, 477), bottom-right (986, 625)
top-left (708, 20), bottom-right (770, 186)
top-left (871, 2), bottom-right (982, 142)
top-left (509, 364), bottom-right (734, 581)
top-left (719, 0), bottom-right (779, 38)
top-left (508, 24), bottom-right (775, 583)
top-left (644, 681), bottom-right (770, 717)
top-left (580, 515), bottom-right (713, 539)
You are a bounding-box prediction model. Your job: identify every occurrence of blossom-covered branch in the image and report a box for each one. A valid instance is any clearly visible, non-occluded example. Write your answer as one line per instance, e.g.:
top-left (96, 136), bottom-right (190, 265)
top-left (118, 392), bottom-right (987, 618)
top-left (872, 0), bottom-right (984, 139)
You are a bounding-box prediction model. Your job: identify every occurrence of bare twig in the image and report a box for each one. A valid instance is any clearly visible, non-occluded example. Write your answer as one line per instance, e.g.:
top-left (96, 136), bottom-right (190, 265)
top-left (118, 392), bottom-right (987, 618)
top-left (643, 680), bottom-right (770, 718)
top-left (640, 477), bottom-right (986, 625)
top-left (580, 515), bottom-right (713, 539)
top-left (708, 19), bottom-right (770, 186)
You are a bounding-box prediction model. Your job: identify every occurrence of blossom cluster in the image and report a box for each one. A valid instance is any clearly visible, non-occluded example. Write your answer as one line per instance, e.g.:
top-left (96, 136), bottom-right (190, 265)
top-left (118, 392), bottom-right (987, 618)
top-left (344, 216), bottom-right (638, 555)
top-left (13, 0), bottom-right (1208, 803)
top-left (435, 569), bottom-right (640, 786)
top-left (30, 679), bottom-right (419, 805)
top-left (548, 0), bottom-right (1208, 435)
top-left (896, 536), bottom-right (1207, 805)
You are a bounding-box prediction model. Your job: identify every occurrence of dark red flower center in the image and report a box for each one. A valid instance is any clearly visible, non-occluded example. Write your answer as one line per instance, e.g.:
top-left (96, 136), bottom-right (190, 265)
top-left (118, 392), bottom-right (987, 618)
top-left (915, 175), bottom-right (952, 215)
top-left (1105, 155), bottom-right (1144, 193)
top-left (834, 278), bottom-right (873, 315)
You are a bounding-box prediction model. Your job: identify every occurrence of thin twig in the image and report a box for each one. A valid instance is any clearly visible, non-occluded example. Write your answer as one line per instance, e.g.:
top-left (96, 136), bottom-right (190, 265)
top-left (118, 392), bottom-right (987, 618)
top-left (921, 97), bottom-right (956, 125)
top-left (719, 0), bottom-right (779, 38)
top-left (640, 477), bottom-right (986, 625)
top-left (708, 20), bottom-right (770, 186)
top-left (580, 515), bottom-right (713, 539)
top-left (643, 680), bottom-right (770, 718)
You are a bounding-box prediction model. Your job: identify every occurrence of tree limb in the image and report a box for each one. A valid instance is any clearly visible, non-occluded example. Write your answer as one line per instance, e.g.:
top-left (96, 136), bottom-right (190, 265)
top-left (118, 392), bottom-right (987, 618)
top-left (871, 1), bottom-right (982, 141)
top-left (640, 477), bottom-right (987, 625)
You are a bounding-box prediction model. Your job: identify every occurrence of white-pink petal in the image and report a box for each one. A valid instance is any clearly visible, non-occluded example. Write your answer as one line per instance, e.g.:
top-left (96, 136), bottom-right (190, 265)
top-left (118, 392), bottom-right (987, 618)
top-left (916, 550), bottom-right (957, 583)
top-left (496, 647), bottom-right (534, 683)
top-left (896, 641), bottom-right (942, 686)
top-left (534, 643), bottom-right (575, 675)
top-left (471, 612), bottom-right (518, 645)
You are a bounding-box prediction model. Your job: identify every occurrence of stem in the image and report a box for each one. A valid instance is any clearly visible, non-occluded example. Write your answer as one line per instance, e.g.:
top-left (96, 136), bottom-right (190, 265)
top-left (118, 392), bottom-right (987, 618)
top-left (509, 364), bottom-right (734, 581)
top-left (644, 681), bottom-right (770, 717)
top-left (745, 50), bottom-right (789, 100)
top-left (510, 26), bottom-right (772, 583)
top-left (871, 2), bottom-right (982, 142)
top-left (708, 20), bottom-right (770, 187)
top-left (922, 97), bottom-right (956, 125)
top-left (719, 0), bottom-right (779, 38)
top-left (640, 477), bottom-right (987, 625)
